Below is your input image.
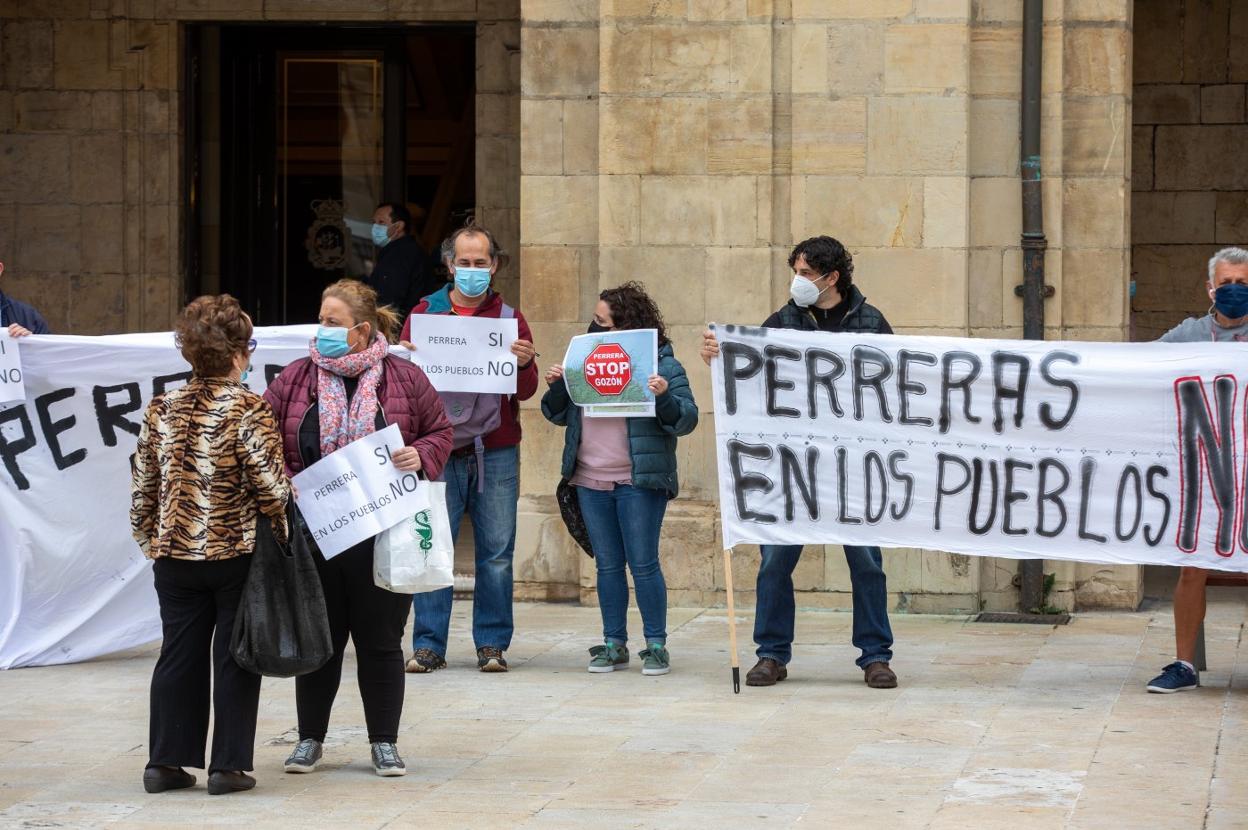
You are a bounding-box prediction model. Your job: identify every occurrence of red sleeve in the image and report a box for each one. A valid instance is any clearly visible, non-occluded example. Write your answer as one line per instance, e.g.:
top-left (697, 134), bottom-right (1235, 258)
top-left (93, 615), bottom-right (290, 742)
top-left (262, 373), bottom-right (288, 425)
top-left (400, 300), bottom-right (428, 342)
top-left (514, 310), bottom-right (539, 403)
top-left (407, 367), bottom-right (454, 481)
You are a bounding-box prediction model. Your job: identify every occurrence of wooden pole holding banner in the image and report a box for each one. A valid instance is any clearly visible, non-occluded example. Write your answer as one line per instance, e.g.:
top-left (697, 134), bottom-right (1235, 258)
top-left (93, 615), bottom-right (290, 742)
top-left (722, 548), bottom-right (741, 694)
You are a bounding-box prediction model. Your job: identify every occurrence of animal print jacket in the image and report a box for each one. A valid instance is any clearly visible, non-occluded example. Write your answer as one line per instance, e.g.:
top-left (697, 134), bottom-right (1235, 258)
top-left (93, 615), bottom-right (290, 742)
top-left (131, 377), bottom-right (290, 561)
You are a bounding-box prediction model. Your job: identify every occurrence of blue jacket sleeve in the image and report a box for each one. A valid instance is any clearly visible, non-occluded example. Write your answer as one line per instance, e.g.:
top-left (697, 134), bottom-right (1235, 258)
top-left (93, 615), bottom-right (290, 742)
top-left (654, 354), bottom-right (698, 437)
top-left (541, 380), bottom-right (573, 426)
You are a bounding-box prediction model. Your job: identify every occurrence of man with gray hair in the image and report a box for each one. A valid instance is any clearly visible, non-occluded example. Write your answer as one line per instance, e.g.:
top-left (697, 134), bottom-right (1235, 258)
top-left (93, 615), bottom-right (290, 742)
top-left (1146, 246), bottom-right (1248, 693)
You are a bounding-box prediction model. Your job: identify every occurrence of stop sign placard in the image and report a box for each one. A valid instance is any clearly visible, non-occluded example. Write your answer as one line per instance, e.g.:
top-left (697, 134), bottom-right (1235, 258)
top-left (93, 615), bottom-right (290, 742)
top-left (583, 343), bottom-right (632, 396)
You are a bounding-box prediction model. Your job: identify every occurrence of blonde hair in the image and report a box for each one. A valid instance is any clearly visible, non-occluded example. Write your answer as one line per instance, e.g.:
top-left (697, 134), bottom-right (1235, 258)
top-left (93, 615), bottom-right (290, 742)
top-left (321, 279), bottom-right (400, 344)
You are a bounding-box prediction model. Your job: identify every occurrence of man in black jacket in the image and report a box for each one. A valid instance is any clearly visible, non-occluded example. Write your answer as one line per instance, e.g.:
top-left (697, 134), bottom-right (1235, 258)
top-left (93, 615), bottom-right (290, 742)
top-left (368, 202), bottom-right (442, 318)
top-left (701, 236), bottom-right (898, 690)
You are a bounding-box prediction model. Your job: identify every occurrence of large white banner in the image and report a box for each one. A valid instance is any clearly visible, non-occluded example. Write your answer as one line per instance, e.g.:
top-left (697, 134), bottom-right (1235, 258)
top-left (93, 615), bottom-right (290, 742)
top-left (0, 327), bottom-right (319, 669)
top-left (712, 324), bottom-right (1248, 572)
top-left (292, 424), bottom-right (430, 558)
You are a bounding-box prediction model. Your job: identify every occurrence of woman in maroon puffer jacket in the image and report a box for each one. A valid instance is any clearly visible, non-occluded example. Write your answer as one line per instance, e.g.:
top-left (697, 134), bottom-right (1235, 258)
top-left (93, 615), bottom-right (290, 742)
top-left (264, 279), bottom-right (451, 779)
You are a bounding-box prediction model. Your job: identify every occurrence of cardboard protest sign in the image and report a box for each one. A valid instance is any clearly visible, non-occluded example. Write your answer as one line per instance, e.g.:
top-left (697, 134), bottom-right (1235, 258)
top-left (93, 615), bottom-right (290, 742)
top-left (407, 314), bottom-right (519, 394)
top-left (291, 424), bottom-right (431, 558)
top-left (0, 330), bottom-right (25, 404)
top-left (561, 329), bottom-right (658, 418)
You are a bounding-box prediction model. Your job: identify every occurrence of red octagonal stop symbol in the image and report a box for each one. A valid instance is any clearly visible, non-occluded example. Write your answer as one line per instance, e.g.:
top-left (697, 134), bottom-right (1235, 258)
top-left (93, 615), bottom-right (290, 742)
top-left (584, 343), bottom-right (632, 396)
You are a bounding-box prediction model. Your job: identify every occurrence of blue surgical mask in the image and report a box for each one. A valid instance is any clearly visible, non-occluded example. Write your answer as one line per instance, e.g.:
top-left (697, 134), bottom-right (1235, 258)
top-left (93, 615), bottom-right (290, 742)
top-left (371, 223), bottom-right (391, 247)
top-left (316, 325), bottom-right (351, 358)
top-left (1214, 283), bottom-right (1248, 320)
top-left (240, 365), bottom-right (250, 383)
top-left (454, 266), bottom-right (492, 298)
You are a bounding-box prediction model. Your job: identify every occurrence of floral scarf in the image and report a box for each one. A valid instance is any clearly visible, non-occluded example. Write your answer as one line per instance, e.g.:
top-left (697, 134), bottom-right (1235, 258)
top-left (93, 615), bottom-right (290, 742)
top-left (309, 335), bottom-right (389, 457)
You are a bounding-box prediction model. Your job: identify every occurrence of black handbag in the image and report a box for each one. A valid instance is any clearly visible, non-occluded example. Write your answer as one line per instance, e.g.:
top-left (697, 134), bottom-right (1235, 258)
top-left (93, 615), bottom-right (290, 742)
top-left (230, 501), bottom-right (333, 677)
top-left (556, 478), bottom-right (595, 558)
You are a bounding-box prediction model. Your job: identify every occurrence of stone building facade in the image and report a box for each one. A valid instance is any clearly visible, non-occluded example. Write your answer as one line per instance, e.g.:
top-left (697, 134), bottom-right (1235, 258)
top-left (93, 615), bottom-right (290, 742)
top-left (3, 1), bottom-right (1227, 614)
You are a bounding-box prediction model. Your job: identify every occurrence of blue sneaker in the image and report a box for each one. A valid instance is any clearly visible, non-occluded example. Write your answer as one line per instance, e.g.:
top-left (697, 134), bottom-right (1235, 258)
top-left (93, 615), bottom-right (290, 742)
top-left (1146, 661), bottom-right (1199, 693)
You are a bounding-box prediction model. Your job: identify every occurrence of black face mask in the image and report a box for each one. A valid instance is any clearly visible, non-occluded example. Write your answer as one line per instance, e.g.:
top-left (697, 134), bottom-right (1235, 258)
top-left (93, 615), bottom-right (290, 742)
top-left (587, 321), bottom-right (610, 334)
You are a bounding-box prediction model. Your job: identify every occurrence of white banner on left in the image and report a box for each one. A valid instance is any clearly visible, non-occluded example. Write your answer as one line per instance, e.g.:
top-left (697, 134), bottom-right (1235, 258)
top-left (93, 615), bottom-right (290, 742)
top-left (0, 330), bottom-right (25, 404)
top-left (292, 424), bottom-right (430, 558)
top-left (0, 326), bottom-right (317, 669)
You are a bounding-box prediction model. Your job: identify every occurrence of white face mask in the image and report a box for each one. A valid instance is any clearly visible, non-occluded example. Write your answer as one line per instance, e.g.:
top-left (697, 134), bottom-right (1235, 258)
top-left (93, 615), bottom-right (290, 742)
top-left (789, 274), bottom-right (827, 308)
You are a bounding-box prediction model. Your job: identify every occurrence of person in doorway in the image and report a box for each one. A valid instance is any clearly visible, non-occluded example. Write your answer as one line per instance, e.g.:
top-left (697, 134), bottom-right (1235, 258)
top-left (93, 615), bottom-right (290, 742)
top-left (400, 221), bottom-right (539, 674)
top-left (368, 202), bottom-right (441, 316)
top-left (131, 294), bottom-right (289, 795)
top-left (699, 235), bottom-right (899, 690)
top-left (1, 260), bottom-right (50, 337)
top-left (541, 282), bottom-right (698, 676)
top-left (1147, 246), bottom-right (1248, 694)
top-left (264, 279), bottom-right (452, 776)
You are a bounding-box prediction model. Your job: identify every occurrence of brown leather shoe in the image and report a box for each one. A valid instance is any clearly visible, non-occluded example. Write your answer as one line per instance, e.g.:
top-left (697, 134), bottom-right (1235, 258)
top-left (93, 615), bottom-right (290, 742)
top-left (864, 661), bottom-right (898, 689)
top-left (745, 658), bottom-right (788, 686)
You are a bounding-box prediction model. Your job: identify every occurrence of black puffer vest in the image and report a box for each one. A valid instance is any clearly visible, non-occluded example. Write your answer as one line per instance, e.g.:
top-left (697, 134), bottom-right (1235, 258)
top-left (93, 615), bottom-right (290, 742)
top-left (764, 285), bottom-right (887, 334)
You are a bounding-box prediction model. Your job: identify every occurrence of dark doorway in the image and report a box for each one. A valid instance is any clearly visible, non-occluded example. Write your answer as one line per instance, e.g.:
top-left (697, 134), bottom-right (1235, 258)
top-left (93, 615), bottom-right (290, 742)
top-left (187, 25), bottom-right (476, 325)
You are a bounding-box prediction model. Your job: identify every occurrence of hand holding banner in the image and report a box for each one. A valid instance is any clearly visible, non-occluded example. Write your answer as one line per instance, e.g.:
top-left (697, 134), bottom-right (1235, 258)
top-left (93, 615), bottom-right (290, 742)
top-left (292, 424), bottom-right (431, 558)
top-left (407, 314), bottom-right (518, 394)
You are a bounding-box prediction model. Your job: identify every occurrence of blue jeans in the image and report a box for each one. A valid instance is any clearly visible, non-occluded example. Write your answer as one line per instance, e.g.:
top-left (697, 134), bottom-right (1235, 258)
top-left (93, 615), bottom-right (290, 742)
top-left (411, 445), bottom-right (519, 655)
top-left (754, 545), bottom-right (893, 669)
top-left (576, 484), bottom-right (668, 646)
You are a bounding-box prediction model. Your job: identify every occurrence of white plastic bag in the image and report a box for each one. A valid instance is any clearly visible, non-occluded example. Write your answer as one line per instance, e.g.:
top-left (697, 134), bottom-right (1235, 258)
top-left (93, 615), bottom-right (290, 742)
top-left (374, 481), bottom-right (455, 594)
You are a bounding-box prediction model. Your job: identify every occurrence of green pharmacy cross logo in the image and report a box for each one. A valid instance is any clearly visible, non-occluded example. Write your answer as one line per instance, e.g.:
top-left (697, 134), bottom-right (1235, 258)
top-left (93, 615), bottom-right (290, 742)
top-left (411, 511), bottom-right (434, 552)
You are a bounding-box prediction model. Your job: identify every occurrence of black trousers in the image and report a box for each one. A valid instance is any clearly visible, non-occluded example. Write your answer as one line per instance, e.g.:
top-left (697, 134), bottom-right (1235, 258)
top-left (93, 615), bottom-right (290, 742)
top-left (149, 555), bottom-right (261, 773)
top-left (296, 541), bottom-right (412, 744)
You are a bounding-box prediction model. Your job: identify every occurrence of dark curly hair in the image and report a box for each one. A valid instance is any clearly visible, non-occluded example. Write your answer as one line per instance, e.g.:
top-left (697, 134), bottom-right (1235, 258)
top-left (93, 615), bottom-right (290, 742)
top-left (599, 282), bottom-right (668, 346)
top-left (174, 294), bottom-right (252, 377)
top-left (788, 236), bottom-right (854, 297)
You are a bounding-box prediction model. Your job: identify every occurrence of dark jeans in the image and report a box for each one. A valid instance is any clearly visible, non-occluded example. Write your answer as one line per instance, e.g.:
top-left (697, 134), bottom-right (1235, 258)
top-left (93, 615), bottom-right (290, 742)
top-left (754, 544), bottom-right (894, 669)
top-left (411, 445), bottom-right (520, 655)
top-left (296, 540), bottom-right (412, 744)
top-left (576, 484), bottom-right (669, 645)
top-left (149, 555), bottom-right (261, 773)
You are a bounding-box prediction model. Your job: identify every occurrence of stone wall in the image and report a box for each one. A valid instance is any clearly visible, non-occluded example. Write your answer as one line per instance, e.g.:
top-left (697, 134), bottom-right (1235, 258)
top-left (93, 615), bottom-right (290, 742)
top-left (516, 1), bottom-right (1139, 612)
top-left (0, 0), bottom-right (521, 330)
top-left (1132, 0), bottom-right (1248, 341)
top-left (0, 0), bottom-right (1143, 612)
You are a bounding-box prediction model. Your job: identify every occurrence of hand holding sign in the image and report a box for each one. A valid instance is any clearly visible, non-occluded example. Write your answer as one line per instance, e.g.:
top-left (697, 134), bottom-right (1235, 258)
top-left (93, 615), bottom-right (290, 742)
top-left (511, 338), bottom-right (536, 368)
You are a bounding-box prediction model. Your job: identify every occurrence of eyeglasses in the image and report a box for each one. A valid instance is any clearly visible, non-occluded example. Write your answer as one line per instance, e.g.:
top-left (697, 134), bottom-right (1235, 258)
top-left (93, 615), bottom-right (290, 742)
top-left (247, 339), bottom-right (257, 354)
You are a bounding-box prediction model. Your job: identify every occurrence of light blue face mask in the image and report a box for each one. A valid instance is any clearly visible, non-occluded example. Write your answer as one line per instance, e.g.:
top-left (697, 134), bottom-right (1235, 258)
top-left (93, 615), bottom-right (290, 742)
top-left (453, 266), bottom-right (492, 298)
top-left (316, 325), bottom-right (352, 358)
top-left (371, 223), bottom-right (391, 247)
top-left (240, 366), bottom-right (250, 383)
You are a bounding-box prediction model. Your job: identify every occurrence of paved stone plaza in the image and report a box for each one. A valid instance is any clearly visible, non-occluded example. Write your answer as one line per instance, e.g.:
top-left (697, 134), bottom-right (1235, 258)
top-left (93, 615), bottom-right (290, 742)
top-left (1, 597), bottom-right (1246, 829)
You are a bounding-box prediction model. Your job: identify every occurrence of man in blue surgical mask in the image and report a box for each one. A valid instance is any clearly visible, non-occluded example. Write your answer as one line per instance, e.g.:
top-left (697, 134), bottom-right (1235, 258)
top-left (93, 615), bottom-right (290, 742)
top-left (699, 235), bottom-right (901, 691)
top-left (399, 222), bottom-right (538, 675)
top-left (367, 202), bottom-right (439, 317)
top-left (1146, 246), bottom-right (1248, 695)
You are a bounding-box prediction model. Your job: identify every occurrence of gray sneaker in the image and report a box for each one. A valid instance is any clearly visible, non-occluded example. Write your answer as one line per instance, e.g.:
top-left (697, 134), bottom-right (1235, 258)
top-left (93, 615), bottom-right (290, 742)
top-left (371, 742), bottom-right (407, 777)
top-left (588, 642), bottom-right (629, 673)
top-left (284, 738), bottom-right (322, 773)
top-left (640, 643), bottom-right (671, 676)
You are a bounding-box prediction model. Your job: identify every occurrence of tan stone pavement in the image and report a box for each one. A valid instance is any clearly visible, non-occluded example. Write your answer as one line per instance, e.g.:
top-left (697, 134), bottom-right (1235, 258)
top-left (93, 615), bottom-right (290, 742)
top-left (1, 596), bottom-right (1247, 829)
